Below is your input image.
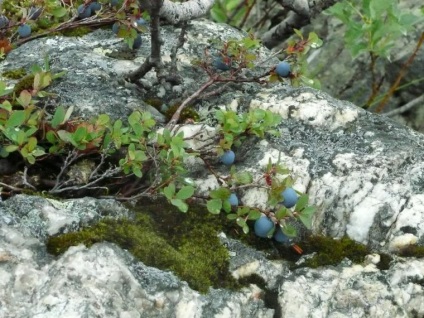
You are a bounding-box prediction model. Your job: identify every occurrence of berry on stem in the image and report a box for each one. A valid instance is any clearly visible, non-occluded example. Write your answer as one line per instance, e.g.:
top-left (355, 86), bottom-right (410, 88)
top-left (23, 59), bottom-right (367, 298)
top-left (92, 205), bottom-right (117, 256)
top-left (18, 24), bottom-right (31, 38)
top-left (0, 15), bottom-right (9, 29)
top-left (220, 150), bottom-right (235, 165)
top-left (212, 56), bottom-right (231, 71)
top-left (132, 33), bottom-right (142, 49)
top-left (281, 187), bottom-right (298, 208)
top-left (228, 193), bottom-right (239, 206)
top-left (275, 61), bottom-right (291, 78)
top-left (273, 227), bottom-right (291, 244)
top-left (254, 215), bottom-right (275, 238)
top-left (77, 4), bottom-right (92, 19)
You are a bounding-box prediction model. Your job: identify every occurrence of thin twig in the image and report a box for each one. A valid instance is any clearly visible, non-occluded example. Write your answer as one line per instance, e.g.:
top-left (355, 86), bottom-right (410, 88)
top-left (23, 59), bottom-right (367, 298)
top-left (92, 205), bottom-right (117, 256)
top-left (383, 94), bottom-right (424, 117)
top-left (376, 32), bottom-right (424, 113)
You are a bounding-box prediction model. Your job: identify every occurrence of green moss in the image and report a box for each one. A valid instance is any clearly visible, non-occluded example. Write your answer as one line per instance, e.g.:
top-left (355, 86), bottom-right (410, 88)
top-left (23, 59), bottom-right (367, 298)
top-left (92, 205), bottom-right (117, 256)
top-left (144, 98), bottom-right (164, 110)
top-left (46, 200), bottom-right (240, 293)
top-left (2, 68), bottom-right (26, 80)
top-left (36, 18), bottom-right (56, 30)
top-left (165, 104), bottom-right (200, 123)
top-left (297, 236), bottom-right (370, 268)
top-left (60, 27), bottom-right (93, 37)
top-left (399, 245), bottom-right (424, 258)
top-left (13, 74), bottom-right (34, 94)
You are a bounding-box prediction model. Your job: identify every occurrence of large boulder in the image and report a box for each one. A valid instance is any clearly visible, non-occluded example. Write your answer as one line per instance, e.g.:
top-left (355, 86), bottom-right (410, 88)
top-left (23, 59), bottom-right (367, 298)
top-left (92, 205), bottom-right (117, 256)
top-left (1, 18), bottom-right (424, 317)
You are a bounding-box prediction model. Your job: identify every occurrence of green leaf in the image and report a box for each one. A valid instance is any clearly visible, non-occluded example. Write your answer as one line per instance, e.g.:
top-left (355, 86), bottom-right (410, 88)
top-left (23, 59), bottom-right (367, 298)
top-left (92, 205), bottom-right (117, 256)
top-left (16, 90), bottom-right (32, 107)
top-left (227, 213), bottom-right (238, 220)
top-left (52, 7), bottom-right (67, 18)
top-left (209, 187), bottom-right (231, 200)
top-left (247, 209), bottom-right (261, 220)
top-left (275, 206), bottom-right (290, 220)
top-left (57, 130), bottom-right (78, 147)
top-left (282, 223), bottom-right (297, 238)
top-left (236, 217), bottom-right (246, 228)
top-left (207, 198), bottom-right (222, 214)
top-left (6, 111), bottom-right (26, 128)
top-left (170, 198), bottom-right (188, 212)
top-left (234, 171), bottom-right (253, 184)
top-left (4, 145), bottom-right (19, 153)
top-left (51, 106), bottom-right (66, 128)
top-left (176, 185), bottom-right (194, 200)
top-left (73, 126), bottom-right (87, 142)
top-left (132, 165), bottom-right (142, 178)
top-left (163, 183), bottom-right (176, 200)
top-left (26, 137), bottom-right (37, 152)
top-left (297, 206), bottom-right (316, 230)
top-left (295, 194), bottom-right (309, 211)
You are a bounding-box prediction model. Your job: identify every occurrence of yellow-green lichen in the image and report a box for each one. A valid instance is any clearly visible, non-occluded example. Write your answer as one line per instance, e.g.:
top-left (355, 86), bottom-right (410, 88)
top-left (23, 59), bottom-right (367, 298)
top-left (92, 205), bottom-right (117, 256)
top-left (2, 68), bottom-right (26, 79)
top-left (46, 201), bottom-right (240, 293)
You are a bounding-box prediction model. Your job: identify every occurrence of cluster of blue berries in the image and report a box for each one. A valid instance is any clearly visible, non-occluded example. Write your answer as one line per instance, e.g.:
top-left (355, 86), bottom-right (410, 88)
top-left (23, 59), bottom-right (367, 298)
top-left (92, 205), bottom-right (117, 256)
top-left (77, 1), bottom-right (102, 19)
top-left (0, 5), bottom-right (43, 38)
top-left (17, 6), bottom-right (43, 38)
top-left (254, 187), bottom-right (298, 243)
top-left (219, 150), bottom-right (240, 208)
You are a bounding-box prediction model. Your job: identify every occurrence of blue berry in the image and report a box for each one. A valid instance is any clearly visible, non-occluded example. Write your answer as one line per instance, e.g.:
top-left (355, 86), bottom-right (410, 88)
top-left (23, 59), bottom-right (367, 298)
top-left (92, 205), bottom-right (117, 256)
top-left (281, 187), bottom-right (298, 208)
top-left (275, 61), bottom-right (291, 78)
top-left (135, 18), bottom-right (147, 27)
top-left (254, 215), bottom-right (275, 238)
top-left (228, 193), bottom-right (239, 206)
top-left (77, 4), bottom-right (92, 19)
top-left (212, 56), bottom-right (231, 71)
top-left (89, 2), bottom-right (102, 14)
top-left (0, 15), bottom-right (9, 29)
top-left (28, 6), bottom-right (42, 20)
top-left (110, 0), bottom-right (119, 7)
top-left (132, 33), bottom-right (142, 49)
top-left (220, 150), bottom-right (235, 166)
top-left (112, 22), bottom-right (120, 34)
top-left (273, 227), bottom-right (291, 244)
top-left (18, 24), bottom-right (31, 38)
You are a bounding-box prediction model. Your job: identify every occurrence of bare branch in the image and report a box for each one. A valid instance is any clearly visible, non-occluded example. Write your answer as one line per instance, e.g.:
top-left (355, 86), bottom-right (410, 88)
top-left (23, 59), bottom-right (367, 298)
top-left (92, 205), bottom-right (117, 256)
top-left (383, 95), bottom-right (424, 117)
top-left (261, 0), bottom-right (339, 48)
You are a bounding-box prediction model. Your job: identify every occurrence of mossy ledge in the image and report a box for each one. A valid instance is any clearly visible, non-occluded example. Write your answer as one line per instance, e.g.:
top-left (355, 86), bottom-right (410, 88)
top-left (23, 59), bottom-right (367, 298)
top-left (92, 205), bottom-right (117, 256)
top-left (293, 235), bottom-right (392, 270)
top-left (46, 200), bottom-right (240, 293)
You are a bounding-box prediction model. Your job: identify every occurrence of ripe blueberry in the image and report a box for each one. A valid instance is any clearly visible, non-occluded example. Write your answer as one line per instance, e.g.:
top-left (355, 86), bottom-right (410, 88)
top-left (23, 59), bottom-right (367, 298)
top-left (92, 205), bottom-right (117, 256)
top-left (254, 215), bottom-right (275, 238)
top-left (220, 150), bottom-right (235, 166)
top-left (89, 1), bottom-right (102, 14)
top-left (28, 6), bottom-right (42, 20)
top-left (112, 22), bottom-right (119, 34)
top-left (110, 0), bottom-right (119, 7)
top-left (212, 56), bottom-right (231, 71)
top-left (77, 4), bottom-right (92, 19)
top-left (281, 187), bottom-right (298, 208)
top-left (273, 227), bottom-right (291, 244)
top-left (275, 61), bottom-right (291, 78)
top-left (0, 15), bottom-right (9, 29)
top-left (132, 33), bottom-right (142, 49)
top-left (228, 193), bottom-right (239, 206)
top-left (135, 18), bottom-right (147, 27)
top-left (18, 24), bottom-right (31, 38)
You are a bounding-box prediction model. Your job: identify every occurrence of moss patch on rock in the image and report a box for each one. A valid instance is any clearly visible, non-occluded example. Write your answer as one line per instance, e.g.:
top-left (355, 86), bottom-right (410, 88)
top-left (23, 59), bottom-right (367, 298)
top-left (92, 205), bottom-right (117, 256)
top-left (2, 68), bottom-right (26, 79)
top-left (46, 200), bottom-right (240, 293)
top-left (298, 235), bottom-right (370, 268)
